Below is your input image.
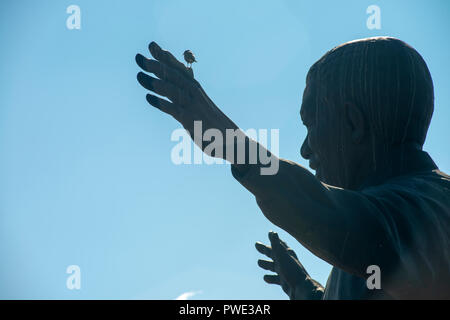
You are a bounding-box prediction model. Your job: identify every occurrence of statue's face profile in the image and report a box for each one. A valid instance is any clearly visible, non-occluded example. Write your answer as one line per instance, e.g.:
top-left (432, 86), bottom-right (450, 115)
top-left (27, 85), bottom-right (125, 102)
top-left (300, 80), bottom-right (340, 186)
top-left (299, 78), bottom-right (363, 189)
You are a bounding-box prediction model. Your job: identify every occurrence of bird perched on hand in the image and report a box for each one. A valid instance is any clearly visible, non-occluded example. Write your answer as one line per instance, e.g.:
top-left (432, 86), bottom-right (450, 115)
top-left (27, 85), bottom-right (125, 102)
top-left (183, 50), bottom-right (197, 68)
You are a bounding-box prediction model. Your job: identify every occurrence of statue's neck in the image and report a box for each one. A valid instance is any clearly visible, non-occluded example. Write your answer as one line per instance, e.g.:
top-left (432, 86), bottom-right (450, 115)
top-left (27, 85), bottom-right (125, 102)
top-left (356, 143), bottom-right (437, 190)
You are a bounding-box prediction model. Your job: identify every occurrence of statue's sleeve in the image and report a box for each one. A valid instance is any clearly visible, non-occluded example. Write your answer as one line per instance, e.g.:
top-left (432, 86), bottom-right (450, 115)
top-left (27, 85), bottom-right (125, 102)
top-left (231, 158), bottom-right (450, 298)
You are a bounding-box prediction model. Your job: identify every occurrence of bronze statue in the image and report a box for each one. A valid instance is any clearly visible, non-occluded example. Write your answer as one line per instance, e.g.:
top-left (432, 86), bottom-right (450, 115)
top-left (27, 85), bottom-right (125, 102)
top-left (135, 37), bottom-right (450, 299)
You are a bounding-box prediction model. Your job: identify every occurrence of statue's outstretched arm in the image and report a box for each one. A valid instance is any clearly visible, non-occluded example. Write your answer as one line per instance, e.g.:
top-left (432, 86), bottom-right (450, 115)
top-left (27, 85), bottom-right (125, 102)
top-left (232, 158), bottom-right (399, 281)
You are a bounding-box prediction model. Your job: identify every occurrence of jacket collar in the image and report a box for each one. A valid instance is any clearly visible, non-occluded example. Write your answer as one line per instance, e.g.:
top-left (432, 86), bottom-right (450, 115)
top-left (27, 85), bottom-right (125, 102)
top-left (358, 144), bottom-right (438, 190)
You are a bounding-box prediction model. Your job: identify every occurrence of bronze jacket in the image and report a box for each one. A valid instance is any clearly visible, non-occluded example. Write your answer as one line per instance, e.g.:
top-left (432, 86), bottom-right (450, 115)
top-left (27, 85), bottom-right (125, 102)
top-left (232, 149), bottom-right (450, 299)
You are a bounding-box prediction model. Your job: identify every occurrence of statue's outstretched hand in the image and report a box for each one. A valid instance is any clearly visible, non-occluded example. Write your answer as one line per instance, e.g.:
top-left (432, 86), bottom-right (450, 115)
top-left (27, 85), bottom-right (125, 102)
top-left (255, 231), bottom-right (324, 300)
top-left (136, 42), bottom-right (238, 158)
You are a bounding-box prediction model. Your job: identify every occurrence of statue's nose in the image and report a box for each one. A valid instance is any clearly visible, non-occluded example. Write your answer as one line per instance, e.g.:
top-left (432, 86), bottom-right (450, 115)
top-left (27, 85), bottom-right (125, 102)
top-left (300, 136), bottom-right (312, 160)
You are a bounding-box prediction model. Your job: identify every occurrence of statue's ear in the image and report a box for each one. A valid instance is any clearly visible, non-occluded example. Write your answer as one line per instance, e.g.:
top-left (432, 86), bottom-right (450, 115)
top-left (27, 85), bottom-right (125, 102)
top-left (344, 102), bottom-right (366, 144)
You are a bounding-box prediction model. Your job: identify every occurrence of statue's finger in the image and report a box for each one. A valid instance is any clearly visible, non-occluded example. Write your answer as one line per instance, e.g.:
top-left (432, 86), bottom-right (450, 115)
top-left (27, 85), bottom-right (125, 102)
top-left (269, 231), bottom-right (291, 251)
top-left (268, 231), bottom-right (279, 242)
top-left (269, 233), bottom-right (295, 263)
top-left (136, 54), bottom-right (196, 90)
top-left (257, 259), bottom-right (275, 272)
top-left (279, 239), bottom-right (290, 249)
top-left (268, 231), bottom-right (284, 250)
top-left (255, 242), bottom-right (272, 258)
top-left (137, 72), bottom-right (185, 105)
top-left (149, 42), bottom-right (194, 79)
top-left (263, 275), bottom-right (281, 285)
top-left (145, 94), bottom-right (182, 121)
top-left (270, 234), bottom-right (299, 260)
top-left (287, 248), bottom-right (298, 259)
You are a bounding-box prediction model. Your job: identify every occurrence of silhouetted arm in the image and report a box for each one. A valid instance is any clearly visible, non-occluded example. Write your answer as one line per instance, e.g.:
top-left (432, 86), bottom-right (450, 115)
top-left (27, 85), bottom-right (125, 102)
top-left (232, 157), bottom-right (400, 281)
top-left (234, 157), bottom-right (450, 299)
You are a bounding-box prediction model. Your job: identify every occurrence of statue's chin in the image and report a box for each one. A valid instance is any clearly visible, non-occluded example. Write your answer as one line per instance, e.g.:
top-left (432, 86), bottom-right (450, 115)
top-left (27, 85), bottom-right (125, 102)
top-left (314, 168), bottom-right (323, 181)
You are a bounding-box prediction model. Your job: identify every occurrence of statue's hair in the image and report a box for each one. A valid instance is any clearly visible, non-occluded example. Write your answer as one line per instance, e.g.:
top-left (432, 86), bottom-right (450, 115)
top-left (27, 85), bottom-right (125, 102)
top-left (307, 37), bottom-right (434, 147)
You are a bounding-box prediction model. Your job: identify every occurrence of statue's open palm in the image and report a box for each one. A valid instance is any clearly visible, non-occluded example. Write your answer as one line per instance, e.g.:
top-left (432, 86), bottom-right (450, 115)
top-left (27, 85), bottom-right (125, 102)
top-left (256, 231), bottom-right (323, 300)
top-left (135, 42), bottom-right (238, 156)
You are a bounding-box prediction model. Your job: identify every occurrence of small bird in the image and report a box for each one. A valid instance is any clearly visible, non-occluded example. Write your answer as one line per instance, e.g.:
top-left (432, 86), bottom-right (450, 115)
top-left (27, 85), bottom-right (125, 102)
top-left (183, 50), bottom-right (197, 68)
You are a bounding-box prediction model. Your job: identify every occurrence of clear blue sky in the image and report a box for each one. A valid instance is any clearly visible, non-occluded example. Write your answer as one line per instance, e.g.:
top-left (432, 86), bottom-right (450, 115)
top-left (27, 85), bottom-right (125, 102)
top-left (0, 0), bottom-right (449, 299)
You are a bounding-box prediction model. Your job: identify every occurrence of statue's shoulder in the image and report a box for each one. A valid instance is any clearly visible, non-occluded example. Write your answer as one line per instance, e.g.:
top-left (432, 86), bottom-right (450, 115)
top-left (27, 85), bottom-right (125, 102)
top-left (361, 168), bottom-right (450, 205)
top-left (433, 169), bottom-right (450, 181)
top-left (387, 168), bottom-right (449, 188)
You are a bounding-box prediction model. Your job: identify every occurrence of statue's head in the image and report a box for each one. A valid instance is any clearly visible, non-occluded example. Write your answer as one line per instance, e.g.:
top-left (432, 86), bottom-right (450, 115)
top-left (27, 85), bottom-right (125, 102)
top-left (300, 37), bottom-right (434, 189)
